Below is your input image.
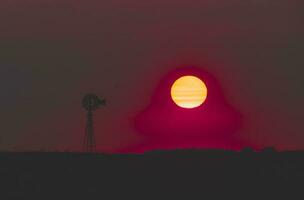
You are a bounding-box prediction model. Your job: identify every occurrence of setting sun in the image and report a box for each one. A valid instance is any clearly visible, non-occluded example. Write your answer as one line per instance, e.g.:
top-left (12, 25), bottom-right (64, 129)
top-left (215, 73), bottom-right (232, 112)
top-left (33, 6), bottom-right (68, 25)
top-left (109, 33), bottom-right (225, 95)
top-left (171, 75), bottom-right (208, 109)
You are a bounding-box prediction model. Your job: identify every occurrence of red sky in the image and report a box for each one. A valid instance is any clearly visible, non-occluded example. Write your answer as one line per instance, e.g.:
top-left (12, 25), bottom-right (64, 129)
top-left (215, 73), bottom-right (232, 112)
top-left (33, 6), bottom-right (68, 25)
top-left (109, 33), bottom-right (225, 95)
top-left (0, 0), bottom-right (303, 152)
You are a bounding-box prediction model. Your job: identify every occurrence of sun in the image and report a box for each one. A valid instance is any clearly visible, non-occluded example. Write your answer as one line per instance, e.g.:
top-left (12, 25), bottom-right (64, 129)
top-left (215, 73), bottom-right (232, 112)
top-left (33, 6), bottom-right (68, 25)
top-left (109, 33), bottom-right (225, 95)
top-left (171, 75), bottom-right (208, 109)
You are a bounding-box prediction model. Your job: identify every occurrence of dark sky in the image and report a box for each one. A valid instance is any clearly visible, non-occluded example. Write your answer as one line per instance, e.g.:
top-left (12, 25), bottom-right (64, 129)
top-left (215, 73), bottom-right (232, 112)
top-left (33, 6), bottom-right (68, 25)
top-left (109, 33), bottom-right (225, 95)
top-left (0, 0), bottom-right (303, 152)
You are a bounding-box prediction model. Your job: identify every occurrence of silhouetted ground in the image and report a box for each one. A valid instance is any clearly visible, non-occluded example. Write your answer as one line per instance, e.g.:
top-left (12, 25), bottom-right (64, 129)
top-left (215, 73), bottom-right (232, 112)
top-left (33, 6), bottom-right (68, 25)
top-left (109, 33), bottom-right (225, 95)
top-left (0, 150), bottom-right (303, 199)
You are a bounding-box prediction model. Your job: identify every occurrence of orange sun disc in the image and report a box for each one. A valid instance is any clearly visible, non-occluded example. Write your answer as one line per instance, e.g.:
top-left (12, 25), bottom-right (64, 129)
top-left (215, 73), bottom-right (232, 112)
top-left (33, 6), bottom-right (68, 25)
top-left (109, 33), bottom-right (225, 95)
top-left (171, 75), bottom-right (208, 109)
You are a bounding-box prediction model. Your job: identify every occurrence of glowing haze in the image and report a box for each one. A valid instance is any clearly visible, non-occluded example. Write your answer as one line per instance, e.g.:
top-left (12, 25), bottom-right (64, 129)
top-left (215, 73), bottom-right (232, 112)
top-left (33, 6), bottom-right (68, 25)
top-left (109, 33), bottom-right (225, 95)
top-left (124, 67), bottom-right (246, 153)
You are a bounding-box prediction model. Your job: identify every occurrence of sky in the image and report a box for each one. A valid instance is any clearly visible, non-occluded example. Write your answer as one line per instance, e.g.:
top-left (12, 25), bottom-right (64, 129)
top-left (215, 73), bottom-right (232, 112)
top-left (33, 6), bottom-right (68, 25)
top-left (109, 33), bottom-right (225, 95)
top-left (0, 0), bottom-right (303, 152)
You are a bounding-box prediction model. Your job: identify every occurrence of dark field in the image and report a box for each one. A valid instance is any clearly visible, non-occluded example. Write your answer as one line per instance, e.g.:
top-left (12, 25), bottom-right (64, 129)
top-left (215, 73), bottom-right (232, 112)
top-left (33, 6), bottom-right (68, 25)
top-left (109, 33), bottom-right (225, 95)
top-left (0, 150), bottom-right (303, 199)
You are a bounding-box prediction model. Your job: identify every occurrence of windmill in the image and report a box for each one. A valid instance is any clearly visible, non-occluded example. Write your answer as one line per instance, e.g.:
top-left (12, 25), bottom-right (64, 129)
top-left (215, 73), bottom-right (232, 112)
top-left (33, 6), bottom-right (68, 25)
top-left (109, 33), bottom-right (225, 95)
top-left (82, 94), bottom-right (106, 153)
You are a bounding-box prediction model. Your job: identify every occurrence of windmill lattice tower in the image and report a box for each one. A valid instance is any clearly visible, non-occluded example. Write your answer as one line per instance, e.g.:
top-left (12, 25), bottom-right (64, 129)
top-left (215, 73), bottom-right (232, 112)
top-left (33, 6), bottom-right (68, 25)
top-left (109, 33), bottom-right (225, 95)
top-left (82, 94), bottom-right (106, 153)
